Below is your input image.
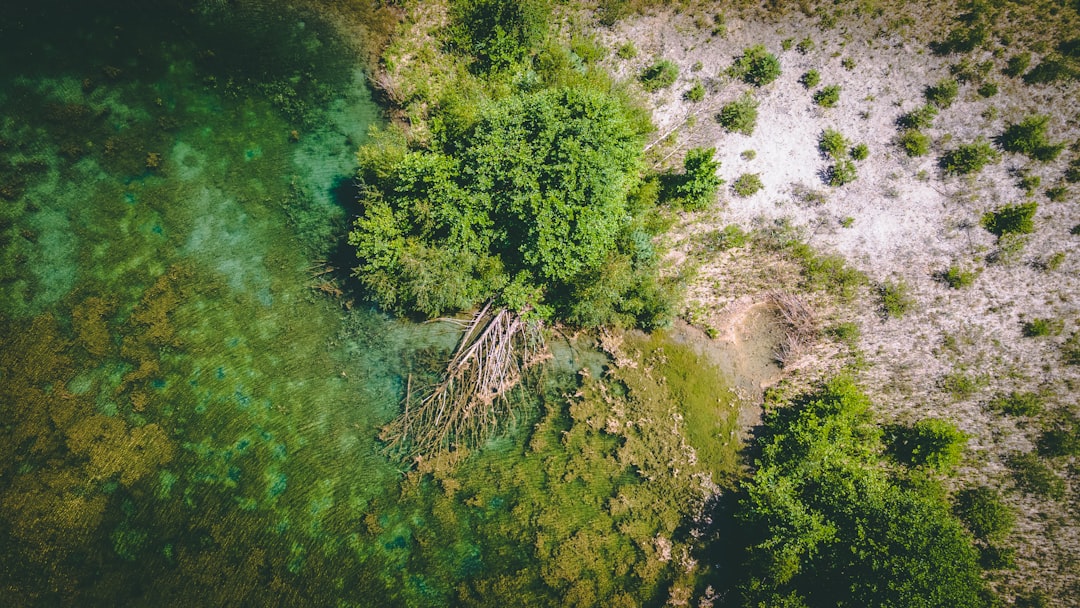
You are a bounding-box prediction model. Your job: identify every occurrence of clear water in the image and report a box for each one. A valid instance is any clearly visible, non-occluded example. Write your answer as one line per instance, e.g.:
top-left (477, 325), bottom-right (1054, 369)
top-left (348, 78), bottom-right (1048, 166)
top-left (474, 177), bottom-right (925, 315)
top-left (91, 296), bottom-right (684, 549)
top-left (0, 3), bottom-right (734, 606)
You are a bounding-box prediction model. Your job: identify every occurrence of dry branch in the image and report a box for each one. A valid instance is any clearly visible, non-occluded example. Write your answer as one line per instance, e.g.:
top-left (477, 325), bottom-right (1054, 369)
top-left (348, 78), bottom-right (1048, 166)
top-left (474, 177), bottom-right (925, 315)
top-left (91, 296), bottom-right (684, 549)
top-left (768, 291), bottom-right (817, 368)
top-left (380, 304), bottom-right (549, 463)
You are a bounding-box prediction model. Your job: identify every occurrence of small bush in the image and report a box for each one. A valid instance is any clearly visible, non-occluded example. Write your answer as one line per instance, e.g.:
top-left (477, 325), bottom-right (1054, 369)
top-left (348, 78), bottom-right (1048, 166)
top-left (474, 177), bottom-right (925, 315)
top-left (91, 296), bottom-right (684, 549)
top-left (1018, 174), bottom-right (1041, 196)
top-left (941, 138), bottom-right (999, 175)
top-left (781, 38), bottom-right (793, 51)
top-left (898, 129), bottom-right (931, 157)
top-left (713, 224), bottom-right (747, 250)
top-left (819, 128), bottom-right (849, 159)
top-left (800, 69), bottom-right (821, 88)
top-left (684, 80), bottom-right (705, 102)
top-left (676, 147), bottom-right (723, 211)
top-left (925, 78), bottom-right (960, 108)
top-left (827, 321), bottom-right (861, 346)
top-left (717, 93), bottom-right (759, 135)
top-left (1003, 52), bottom-right (1030, 77)
top-left (732, 173), bottom-right (763, 197)
top-left (997, 115), bottom-right (1064, 161)
top-left (796, 37), bottom-right (815, 54)
top-left (977, 81), bottom-right (998, 97)
top-left (943, 371), bottom-right (986, 399)
top-left (639, 59), bottom-right (679, 92)
top-left (954, 487), bottom-right (1015, 542)
top-left (616, 41), bottom-right (637, 59)
top-left (849, 143), bottom-right (869, 160)
top-left (1064, 331), bottom-right (1080, 365)
top-left (1008, 452), bottom-right (1065, 499)
top-left (889, 418), bottom-right (967, 471)
top-left (988, 391), bottom-right (1043, 416)
top-left (841, 57), bottom-right (856, 70)
top-left (1037, 413), bottom-right (1080, 457)
top-left (740, 149), bottom-right (756, 160)
top-left (897, 104), bottom-right (938, 130)
top-left (981, 202), bottom-right (1036, 237)
top-left (1023, 56), bottom-right (1078, 84)
top-left (1065, 157), bottom-right (1080, 183)
top-left (939, 265), bottom-right (977, 288)
top-left (730, 44), bottom-right (781, 86)
top-left (1045, 185), bottom-right (1068, 201)
top-left (1021, 317), bottom-right (1063, 337)
top-left (879, 280), bottom-right (913, 318)
top-left (826, 160), bottom-right (858, 186)
top-left (813, 84), bottom-right (841, 107)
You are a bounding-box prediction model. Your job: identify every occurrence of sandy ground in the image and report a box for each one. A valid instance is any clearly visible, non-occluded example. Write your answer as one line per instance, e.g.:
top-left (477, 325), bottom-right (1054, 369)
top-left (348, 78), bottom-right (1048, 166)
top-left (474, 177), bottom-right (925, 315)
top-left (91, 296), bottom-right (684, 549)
top-left (597, 6), bottom-right (1080, 603)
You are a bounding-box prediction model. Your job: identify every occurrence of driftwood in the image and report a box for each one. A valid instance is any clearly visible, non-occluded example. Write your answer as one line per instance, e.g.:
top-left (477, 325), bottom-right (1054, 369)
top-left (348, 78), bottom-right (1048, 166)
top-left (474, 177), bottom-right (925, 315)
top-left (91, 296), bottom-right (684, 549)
top-left (380, 302), bottom-right (549, 463)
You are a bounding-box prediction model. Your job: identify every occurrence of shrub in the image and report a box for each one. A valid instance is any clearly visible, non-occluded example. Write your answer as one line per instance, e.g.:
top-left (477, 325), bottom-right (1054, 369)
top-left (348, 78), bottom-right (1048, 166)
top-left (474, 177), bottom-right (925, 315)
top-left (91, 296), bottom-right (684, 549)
top-left (897, 104), bottom-right (938, 130)
top-left (740, 149), bottom-right (756, 160)
top-left (713, 224), bottom-right (747, 249)
top-left (1018, 174), bottom-right (1041, 195)
top-left (954, 487), bottom-right (1015, 542)
top-left (717, 93), bottom-right (759, 135)
top-left (879, 280), bottom-right (913, 318)
top-left (448, 0), bottom-right (550, 71)
top-left (732, 173), bottom-right (763, 197)
top-left (1045, 185), bottom-right (1068, 201)
top-left (827, 160), bottom-right (858, 186)
top-left (925, 78), bottom-right (960, 108)
top-left (850, 143), bottom-right (869, 160)
top-left (988, 391), bottom-right (1043, 416)
top-left (941, 138), bottom-right (999, 175)
top-left (1008, 452), bottom-right (1065, 499)
top-left (1064, 331), bottom-right (1080, 365)
top-left (813, 84), bottom-right (841, 107)
top-left (1065, 157), bottom-right (1080, 183)
top-left (981, 202), bottom-right (1036, 237)
top-left (889, 418), bottom-right (967, 471)
top-left (977, 81), bottom-right (998, 97)
top-left (1037, 413), bottom-right (1080, 457)
top-left (781, 38), bottom-right (793, 51)
top-left (796, 36), bottom-right (814, 54)
top-left (827, 321), bottom-right (861, 346)
top-left (639, 59), bottom-right (678, 92)
top-left (800, 69), bottom-right (820, 88)
top-left (1023, 56), bottom-right (1078, 84)
top-left (842, 57), bottom-right (856, 70)
top-left (730, 44), bottom-right (781, 86)
top-left (898, 129), bottom-right (931, 156)
top-left (996, 115), bottom-right (1064, 161)
top-left (1003, 52), bottom-right (1030, 77)
top-left (818, 128), bottom-right (849, 159)
top-left (676, 147), bottom-right (723, 211)
top-left (683, 80), bottom-right (705, 102)
top-left (616, 41), bottom-right (637, 59)
top-left (1022, 317), bottom-right (1063, 337)
top-left (939, 264), bottom-right (976, 288)
top-left (942, 371), bottom-right (986, 399)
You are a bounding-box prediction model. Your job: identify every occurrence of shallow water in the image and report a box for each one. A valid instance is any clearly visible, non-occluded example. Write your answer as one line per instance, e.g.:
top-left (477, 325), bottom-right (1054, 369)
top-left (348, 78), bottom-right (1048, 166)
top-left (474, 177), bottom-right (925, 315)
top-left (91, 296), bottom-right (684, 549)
top-left (0, 3), bottom-right (738, 606)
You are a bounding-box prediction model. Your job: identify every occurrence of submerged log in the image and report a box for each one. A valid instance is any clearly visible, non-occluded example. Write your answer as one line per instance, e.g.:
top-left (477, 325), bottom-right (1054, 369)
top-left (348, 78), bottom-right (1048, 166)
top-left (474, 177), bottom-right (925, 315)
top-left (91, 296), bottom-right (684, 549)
top-left (380, 303), bottom-right (549, 463)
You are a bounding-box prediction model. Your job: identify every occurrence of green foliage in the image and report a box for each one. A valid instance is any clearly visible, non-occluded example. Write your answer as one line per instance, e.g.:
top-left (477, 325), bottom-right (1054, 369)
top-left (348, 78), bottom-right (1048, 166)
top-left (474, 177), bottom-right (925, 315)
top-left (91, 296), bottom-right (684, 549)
top-left (888, 418), bottom-right (967, 471)
top-left (827, 321), bottom-right (860, 347)
top-left (941, 138), bottom-right (999, 175)
top-left (781, 38), bottom-right (793, 51)
top-left (841, 57), bottom-right (856, 70)
top-left (639, 59), bottom-right (678, 92)
top-left (1008, 452), bottom-right (1065, 499)
top-left (799, 69), bottom-right (820, 89)
top-left (730, 44), bottom-right (782, 86)
top-left (740, 149), bottom-right (756, 160)
top-left (1022, 317), bottom-right (1063, 337)
top-left (876, 280), bottom-right (911, 319)
top-left (732, 173), bottom-right (764, 197)
top-left (1023, 56), bottom-right (1079, 84)
top-left (939, 264), bottom-right (977, 288)
top-left (676, 147), bottom-right (723, 211)
top-left (954, 487), bottom-right (1014, 542)
top-left (849, 143), bottom-right (869, 161)
top-left (942, 371), bottom-right (986, 399)
top-left (615, 41), bottom-right (637, 59)
top-left (812, 84), bottom-right (841, 108)
top-left (1064, 331), bottom-right (1080, 365)
top-left (925, 78), bottom-right (960, 109)
top-left (826, 159), bottom-right (858, 186)
top-left (981, 202), bottom-right (1036, 237)
top-left (898, 129), bottom-right (931, 156)
top-left (351, 86), bottom-right (647, 321)
top-left (736, 377), bottom-right (988, 607)
top-left (569, 34), bottom-right (605, 64)
top-left (782, 240), bottom-right (866, 299)
top-left (713, 224), bottom-right (748, 250)
top-left (1037, 410), bottom-right (1080, 457)
top-left (1045, 185), bottom-right (1069, 201)
top-left (1018, 173), bottom-right (1041, 196)
top-left (818, 128), bottom-right (849, 159)
top-left (977, 81), bottom-right (998, 97)
top-left (988, 391), bottom-right (1043, 416)
top-left (1004, 52), bottom-right (1031, 77)
top-left (897, 103), bottom-right (938, 130)
top-left (717, 93), bottom-right (759, 135)
top-left (447, 0), bottom-right (550, 72)
top-left (684, 80), bottom-right (705, 102)
top-left (996, 115), bottom-right (1064, 161)
top-left (796, 37), bottom-right (815, 54)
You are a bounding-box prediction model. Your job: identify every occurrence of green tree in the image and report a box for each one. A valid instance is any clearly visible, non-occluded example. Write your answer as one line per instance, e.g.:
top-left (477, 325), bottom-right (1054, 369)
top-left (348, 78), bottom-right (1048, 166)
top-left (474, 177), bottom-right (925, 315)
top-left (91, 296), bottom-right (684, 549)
top-left (447, 0), bottom-right (550, 71)
top-left (731, 44), bottom-right (781, 86)
top-left (996, 115), bottom-right (1065, 161)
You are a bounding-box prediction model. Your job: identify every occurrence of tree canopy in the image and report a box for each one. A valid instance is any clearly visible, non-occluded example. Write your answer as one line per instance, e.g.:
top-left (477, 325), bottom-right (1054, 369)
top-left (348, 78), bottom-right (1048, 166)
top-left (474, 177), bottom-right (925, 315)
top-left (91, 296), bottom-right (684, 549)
top-left (349, 85), bottom-right (668, 325)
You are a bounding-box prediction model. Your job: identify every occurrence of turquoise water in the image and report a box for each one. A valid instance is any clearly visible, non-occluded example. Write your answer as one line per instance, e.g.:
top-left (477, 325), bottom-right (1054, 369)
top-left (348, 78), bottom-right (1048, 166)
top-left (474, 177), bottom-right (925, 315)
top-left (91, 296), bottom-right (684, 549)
top-left (0, 3), bottom-right (735, 606)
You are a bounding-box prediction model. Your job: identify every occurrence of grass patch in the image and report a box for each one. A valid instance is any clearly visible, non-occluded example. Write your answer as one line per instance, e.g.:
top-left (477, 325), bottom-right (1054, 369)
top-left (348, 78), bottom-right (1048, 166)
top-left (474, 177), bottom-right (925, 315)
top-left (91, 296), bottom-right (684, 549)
top-left (819, 128), bottom-right (849, 159)
top-left (954, 487), bottom-right (1014, 543)
top-left (879, 280), bottom-right (914, 318)
top-left (683, 80), bottom-right (705, 102)
top-left (937, 265), bottom-right (978, 289)
top-left (897, 103), bottom-right (938, 130)
top-left (826, 159), bottom-right (858, 186)
top-left (850, 143), bottom-right (869, 161)
top-left (729, 45), bottom-right (781, 86)
top-left (800, 69), bottom-right (820, 88)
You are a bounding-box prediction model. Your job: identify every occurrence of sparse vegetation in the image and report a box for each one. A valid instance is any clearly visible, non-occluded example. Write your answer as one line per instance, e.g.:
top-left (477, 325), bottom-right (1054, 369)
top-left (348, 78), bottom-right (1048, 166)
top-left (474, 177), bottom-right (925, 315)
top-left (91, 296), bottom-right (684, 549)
top-left (1009, 452), bottom-right (1065, 499)
top-left (616, 41), bottom-right (637, 59)
top-left (684, 80), bottom-right (705, 102)
top-left (879, 280), bottom-right (914, 318)
top-left (988, 391), bottom-right (1044, 416)
top-left (796, 36), bottom-right (814, 54)
top-left (1022, 317), bottom-right (1063, 337)
top-left (954, 487), bottom-right (1014, 543)
top-left (800, 69), bottom-right (821, 88)
top-left (717, 93), bottom-right (759, 135)
top-left (939, 265), bottom-right (978, 288)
